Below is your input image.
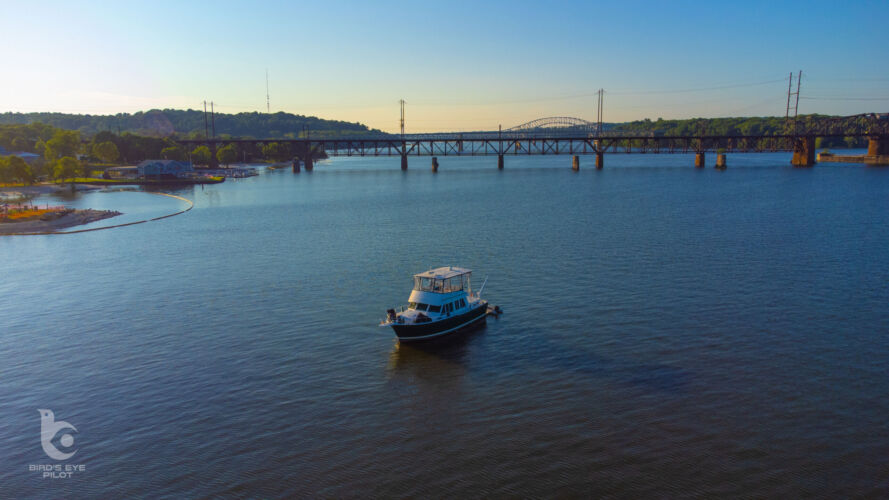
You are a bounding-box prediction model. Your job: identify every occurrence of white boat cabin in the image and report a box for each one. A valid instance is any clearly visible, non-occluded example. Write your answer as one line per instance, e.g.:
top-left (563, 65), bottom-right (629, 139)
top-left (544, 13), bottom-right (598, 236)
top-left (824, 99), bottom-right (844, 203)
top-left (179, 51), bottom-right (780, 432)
top-left (392, 267), bottom-right (481, 324)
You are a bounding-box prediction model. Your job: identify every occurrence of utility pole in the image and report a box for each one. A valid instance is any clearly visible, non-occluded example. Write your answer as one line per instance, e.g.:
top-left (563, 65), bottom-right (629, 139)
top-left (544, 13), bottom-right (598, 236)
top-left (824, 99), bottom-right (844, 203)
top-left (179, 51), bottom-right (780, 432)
top-left (794, 70), bottom-right (802, 117)
top-left (266, 69), bottom-right (270, 114)
top-left (203, 101), bottom-right (209, 139)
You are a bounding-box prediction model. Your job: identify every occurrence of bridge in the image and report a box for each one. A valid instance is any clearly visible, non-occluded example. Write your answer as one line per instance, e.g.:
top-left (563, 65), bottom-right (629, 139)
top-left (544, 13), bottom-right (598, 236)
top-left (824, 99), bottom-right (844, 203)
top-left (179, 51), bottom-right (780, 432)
top-left (177, 113), bottom-right (889, 172)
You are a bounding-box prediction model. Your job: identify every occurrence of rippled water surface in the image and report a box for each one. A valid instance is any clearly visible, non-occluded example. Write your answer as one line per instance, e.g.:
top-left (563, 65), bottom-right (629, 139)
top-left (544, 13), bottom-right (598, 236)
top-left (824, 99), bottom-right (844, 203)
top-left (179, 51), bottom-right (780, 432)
top-left (2, 154), bottom-right (888, 498)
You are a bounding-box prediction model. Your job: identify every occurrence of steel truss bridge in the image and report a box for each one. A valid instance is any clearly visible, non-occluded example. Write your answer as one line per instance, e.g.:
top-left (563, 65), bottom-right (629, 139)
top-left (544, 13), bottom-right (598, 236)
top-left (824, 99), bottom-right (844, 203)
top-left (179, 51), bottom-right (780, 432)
top-left (178, 113), bottom-right (889, 169)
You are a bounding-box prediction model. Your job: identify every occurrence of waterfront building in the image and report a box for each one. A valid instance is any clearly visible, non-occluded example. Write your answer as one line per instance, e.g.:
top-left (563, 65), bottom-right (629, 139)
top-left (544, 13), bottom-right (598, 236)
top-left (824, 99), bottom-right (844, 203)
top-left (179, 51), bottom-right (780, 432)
top-left (137, 160), bottom-right (194, 179)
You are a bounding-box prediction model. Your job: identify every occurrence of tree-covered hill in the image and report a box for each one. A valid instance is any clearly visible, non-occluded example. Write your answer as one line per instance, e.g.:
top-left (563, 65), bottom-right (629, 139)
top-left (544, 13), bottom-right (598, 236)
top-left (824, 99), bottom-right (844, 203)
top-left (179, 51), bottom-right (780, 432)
top-left (612, 114), bottom-right (872, 148)
top-left (0, 109), bottom-right (387, 139)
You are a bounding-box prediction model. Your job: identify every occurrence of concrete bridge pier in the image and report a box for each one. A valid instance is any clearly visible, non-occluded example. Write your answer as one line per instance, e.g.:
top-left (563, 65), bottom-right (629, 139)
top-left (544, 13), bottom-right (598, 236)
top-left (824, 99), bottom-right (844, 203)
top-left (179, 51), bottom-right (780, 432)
top-left (868, 136), bottom-right (889, 156)
top-left (715, 153), bottom-right (727, 169)
top-left (431, 157), bottom-right (439, 172)
top-left (292, 158), bottom-right (301, 173)
top-left (572, 155), bottom-right (580, 171)
top-left (497, 154), bottom-right (504, 170)
top-left (595, 152), bottom-right (604, 169)
top-left (791, 136), bottom-right (816, 167)
top-left (400, 154), bottom-right (408, 171)
top-left (301, 143), bottom-right (314, 171)
top-left (695, 153), bottom-right (705, 168)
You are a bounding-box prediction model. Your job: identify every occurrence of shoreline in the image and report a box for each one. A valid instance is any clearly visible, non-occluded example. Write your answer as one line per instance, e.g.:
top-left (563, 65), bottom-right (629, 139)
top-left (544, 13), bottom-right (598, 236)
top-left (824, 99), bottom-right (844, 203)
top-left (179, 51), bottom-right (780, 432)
top-left (0, 209), bottom-right (122, 235)
top-left (0, 188), bottom-right (195, 236)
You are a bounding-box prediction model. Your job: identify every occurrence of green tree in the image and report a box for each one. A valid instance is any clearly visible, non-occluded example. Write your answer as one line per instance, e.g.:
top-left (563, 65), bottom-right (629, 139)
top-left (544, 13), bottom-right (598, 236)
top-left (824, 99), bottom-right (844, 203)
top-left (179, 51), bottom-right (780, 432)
top-left (261, 142), bottom-right (291, 162)
top-left (11, 136), bottom-right (31, 152)
top-left (44, 130), bottom-right (81, 160)
top-left (216, 144), bottom-right (237, 166)
top-left (191, 145), bottom-right (211, 165)
top-left (161, 145), bottom-right (186, 161)
top-left (0, 157), bottom-right (10, 183)
top-left (8, 156), bottom-right (34, 184)
top-left (53, 156), bottom-right (79, 181)
top-left (93, 141), bottom-right (119, 163)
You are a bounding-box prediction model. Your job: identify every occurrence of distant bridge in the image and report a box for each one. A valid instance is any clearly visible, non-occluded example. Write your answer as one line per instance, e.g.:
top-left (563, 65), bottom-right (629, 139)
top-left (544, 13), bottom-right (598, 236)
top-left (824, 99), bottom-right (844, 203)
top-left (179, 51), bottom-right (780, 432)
top-left (178, 113), bottom-right (889, 171)
top-left (505, 116), bottom-right (599, 132)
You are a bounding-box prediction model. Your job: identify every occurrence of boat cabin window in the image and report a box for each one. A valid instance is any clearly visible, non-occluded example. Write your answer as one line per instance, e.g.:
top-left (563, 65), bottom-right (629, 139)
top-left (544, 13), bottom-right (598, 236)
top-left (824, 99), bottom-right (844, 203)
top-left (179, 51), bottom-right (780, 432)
top-left (459, 298), bottom-right (466, 308)
top-left (428, 305), bottom-right (441, 313)
top-left (409, 302), bottom-right (429, 311)
top-left (413, 272), bottom-right (471, 293)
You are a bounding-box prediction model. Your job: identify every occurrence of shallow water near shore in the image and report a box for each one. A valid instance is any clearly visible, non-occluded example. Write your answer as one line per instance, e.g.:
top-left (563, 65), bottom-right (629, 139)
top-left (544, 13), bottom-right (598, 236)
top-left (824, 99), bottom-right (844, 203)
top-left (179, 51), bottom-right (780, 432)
top-left (1, 152), bottom-right (888, 498)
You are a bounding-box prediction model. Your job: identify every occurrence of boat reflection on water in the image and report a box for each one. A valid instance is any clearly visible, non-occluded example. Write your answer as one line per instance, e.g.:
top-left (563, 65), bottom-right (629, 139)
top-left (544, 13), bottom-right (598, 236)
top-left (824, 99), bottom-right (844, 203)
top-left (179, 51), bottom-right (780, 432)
top-left (386, 321), bottom-right (487, 379)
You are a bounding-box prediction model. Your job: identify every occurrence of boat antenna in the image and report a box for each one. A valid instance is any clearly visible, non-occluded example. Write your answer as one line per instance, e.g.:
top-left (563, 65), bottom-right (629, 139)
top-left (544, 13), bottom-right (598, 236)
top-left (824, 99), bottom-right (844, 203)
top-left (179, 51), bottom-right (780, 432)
top-left (477, 276), bottom-right (488, 298)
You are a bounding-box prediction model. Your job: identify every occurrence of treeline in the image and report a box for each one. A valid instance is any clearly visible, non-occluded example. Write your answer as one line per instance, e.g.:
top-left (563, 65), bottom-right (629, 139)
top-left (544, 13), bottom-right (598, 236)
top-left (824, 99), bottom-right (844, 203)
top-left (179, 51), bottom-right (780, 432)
top-left (0, 109), bottom-right (388, 140)
top-left (615, 115), bottom-right (868, 148)
top-left (0, 122), bottom-right (329, 184)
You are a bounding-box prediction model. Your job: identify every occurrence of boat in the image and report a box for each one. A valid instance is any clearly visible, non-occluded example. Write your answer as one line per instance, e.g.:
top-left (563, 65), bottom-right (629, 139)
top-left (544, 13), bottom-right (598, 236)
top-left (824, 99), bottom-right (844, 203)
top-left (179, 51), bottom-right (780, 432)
top-left (381, 267), bottom-right (489, 342)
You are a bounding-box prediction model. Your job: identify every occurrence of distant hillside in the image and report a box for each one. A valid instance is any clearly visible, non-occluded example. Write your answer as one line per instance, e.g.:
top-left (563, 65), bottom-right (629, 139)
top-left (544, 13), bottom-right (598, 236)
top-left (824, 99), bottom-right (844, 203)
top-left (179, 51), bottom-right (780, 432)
top-left (613, 114), bottom-right (868, 148)
top-left (0, 109), bottom-right (387, 139)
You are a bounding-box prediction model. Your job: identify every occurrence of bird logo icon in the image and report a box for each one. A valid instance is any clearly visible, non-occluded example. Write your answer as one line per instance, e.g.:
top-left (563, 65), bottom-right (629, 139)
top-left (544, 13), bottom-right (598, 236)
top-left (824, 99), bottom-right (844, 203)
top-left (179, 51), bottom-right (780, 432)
top-left (38, 409), bottom-right (78, 460)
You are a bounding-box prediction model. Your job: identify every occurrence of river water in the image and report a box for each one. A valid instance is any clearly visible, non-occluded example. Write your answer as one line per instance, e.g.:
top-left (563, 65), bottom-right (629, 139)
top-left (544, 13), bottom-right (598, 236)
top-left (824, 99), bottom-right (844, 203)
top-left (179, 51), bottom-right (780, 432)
top-left (1, 152), bottom-right (888, 498)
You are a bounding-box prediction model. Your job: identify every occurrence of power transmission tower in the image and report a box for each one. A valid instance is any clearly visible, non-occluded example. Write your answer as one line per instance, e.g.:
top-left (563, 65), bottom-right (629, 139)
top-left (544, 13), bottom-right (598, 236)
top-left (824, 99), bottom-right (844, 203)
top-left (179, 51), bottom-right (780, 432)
top-left (399, 99), bottom-right (405, 138)
top-left (785, 71), bottom-right (803, 134)
top-left (785, 71), bottom-right (802, 119)
top-left (596, 89), bottom-right (604, 137)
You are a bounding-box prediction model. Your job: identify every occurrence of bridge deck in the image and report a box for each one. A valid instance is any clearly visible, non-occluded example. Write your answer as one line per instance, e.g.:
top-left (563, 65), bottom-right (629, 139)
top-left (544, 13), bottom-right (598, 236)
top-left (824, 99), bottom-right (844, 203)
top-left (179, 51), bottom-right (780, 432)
top-left (178, 134), bottom-right (867, 156)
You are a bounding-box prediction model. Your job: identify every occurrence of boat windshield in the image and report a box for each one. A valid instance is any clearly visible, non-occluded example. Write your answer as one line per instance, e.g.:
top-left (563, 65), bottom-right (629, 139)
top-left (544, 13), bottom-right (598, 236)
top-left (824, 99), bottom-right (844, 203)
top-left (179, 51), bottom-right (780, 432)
top-left (413, 273), bottom-right (471, 293)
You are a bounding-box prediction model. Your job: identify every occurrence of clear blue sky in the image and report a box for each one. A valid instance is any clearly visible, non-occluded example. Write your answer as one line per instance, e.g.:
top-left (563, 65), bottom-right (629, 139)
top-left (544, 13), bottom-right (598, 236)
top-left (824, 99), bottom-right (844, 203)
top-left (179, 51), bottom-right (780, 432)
top-left (2, 0), bottom-right (887, 132)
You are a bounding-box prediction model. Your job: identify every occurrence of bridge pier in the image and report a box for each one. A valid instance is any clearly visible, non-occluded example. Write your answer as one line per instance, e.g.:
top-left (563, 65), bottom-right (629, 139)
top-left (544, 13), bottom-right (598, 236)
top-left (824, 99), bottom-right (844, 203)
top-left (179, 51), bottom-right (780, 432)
top-left (301, 143), bottom-right (314, 171)
top-left (431, 157), bottom-right (439, 172)
top-left (695, 153), bottom-right (705, 168)
top-left (497, 154), bottom-right (504, 170)
top-left (595, 152), bottom-right (603, 169)
top-left (716, 154), bottom-right (727, 169)
top-left (400, 154), bottom-right (408, 171)
top-left (868, 135), bottom-right (889, 156)
top-left (292, 158), bottom-right (301, 173)
top-left (572, 155), bottom-right (580, 171)
top-left (791, 136), bottom-right (816, 167)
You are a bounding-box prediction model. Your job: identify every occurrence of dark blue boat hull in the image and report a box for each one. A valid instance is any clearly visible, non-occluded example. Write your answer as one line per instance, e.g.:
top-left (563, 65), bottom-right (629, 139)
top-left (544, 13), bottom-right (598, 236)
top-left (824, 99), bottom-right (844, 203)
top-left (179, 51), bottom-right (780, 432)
top-left (391, 302), bottom-right (487, 342)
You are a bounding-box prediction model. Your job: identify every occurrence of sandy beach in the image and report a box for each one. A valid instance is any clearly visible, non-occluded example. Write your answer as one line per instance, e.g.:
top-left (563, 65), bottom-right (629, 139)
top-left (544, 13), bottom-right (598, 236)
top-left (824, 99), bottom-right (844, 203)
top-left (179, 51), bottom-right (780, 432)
top-left (0, 208), bottom-right (121, 234)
